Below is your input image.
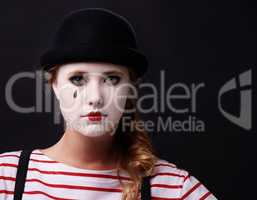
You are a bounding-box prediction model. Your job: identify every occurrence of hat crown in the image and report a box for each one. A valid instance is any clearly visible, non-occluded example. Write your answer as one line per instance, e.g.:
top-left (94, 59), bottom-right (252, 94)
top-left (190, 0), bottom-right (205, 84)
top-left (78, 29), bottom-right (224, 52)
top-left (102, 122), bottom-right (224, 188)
top-left (52, 8), bottom-right (138, 49)
top-left (40, 8), bottom-right (148, 77)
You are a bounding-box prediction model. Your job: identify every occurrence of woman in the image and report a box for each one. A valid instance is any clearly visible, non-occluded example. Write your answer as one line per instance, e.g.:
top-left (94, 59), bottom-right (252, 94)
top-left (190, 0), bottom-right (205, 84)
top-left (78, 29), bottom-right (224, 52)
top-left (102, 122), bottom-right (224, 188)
top-left (0, 8), bottom-right (217, 200)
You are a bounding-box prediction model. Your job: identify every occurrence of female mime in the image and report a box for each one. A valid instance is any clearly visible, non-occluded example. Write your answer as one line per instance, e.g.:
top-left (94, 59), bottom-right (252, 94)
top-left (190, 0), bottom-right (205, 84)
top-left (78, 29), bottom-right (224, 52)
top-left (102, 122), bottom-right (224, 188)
top-left (0, 8), bottom-right (217, 200)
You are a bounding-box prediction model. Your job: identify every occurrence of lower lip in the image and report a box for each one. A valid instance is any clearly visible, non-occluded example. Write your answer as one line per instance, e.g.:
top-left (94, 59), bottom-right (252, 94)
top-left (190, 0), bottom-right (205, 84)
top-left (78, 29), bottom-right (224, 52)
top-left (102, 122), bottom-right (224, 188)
top-left (87, 115), bottom-right (102, 121)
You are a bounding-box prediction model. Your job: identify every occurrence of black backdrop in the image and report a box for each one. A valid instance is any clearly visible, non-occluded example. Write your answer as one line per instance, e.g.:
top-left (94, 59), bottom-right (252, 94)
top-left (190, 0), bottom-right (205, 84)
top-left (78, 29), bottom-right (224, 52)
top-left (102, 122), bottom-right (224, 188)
top-left (0, 1), bottom-right (256, 199)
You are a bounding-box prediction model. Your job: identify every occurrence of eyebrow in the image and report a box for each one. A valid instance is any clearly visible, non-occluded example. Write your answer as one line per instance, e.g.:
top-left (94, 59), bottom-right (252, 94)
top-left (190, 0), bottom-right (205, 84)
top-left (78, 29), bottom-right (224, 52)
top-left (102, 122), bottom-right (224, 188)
top-left (67, 70), bottom-right (125, 76)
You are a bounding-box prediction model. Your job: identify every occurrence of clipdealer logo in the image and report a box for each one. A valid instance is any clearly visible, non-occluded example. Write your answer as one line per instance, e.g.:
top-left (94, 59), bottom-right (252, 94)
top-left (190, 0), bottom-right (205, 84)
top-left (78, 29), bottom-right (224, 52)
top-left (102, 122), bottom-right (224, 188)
top-left (218, 69), bottom-right (252, 130)
top-left (4, 68), bottom-right (253, 133)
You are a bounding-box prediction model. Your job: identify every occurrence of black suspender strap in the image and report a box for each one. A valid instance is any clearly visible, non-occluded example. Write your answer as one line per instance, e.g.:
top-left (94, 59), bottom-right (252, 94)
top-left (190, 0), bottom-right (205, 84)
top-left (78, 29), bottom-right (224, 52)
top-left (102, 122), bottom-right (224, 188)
top-left (14, 149), bottom-right (33, 200)
top-left (141, 175), bottom-right (151, 200)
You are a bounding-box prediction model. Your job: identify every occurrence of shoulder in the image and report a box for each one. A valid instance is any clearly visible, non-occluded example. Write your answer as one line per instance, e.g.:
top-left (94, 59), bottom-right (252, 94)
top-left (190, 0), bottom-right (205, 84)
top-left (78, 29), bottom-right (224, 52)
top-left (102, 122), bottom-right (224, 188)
top-left (150, 158), bottom-right (217, 199)
top-left (0, 150), bottom-right (22, 166)
top-left (151, 158), bottom-right (188, 185)
top-left (149, 158), bottom-right (187, 198)
top-left (0, 150), bottom-right (23, 192)
top-left (0, 150), bottom-right (22, 176)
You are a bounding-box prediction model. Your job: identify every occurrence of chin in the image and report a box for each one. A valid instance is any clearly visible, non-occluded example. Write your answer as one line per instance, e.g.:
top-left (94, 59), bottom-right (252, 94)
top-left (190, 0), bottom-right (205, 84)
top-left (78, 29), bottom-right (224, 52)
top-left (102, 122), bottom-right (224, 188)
top-left (76, 123), bottom-right (115, 137)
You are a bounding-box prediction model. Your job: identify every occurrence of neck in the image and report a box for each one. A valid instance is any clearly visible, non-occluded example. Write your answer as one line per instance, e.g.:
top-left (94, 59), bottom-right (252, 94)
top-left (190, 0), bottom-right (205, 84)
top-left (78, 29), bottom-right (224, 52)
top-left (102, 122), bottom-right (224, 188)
top-left (40, 129), bottom-right (118, 170)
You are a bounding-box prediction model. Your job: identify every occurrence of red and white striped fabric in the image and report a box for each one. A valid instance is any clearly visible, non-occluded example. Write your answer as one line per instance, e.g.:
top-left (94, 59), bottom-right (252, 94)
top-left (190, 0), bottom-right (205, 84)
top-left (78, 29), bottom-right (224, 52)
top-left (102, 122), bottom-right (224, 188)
top-left (0, 149), bottom-right (217, 200)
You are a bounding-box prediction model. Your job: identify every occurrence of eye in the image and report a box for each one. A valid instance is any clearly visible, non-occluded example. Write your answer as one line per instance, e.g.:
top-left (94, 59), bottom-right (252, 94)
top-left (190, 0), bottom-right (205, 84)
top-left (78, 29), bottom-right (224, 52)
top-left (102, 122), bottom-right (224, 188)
top-left (104, 75), bottom-right (121, 85)
top-left (69, 75), bottom-right (86, 86)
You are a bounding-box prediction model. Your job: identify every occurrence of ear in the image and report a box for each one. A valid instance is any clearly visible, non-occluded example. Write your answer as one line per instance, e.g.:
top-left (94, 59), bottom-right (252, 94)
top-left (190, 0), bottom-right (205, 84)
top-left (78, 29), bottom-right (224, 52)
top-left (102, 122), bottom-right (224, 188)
top-left (52, 82), bottom-right (60, 101)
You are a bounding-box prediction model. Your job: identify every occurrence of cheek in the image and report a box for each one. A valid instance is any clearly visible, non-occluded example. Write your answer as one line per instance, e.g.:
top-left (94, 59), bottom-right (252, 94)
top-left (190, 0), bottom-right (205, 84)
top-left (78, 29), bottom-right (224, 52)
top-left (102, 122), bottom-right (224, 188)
top-left (115, 86), bottom-right (129, 109)
top-left (104, 87), bottom-right (129, 119)
top-left (58, 85), bottom-right (80, 112)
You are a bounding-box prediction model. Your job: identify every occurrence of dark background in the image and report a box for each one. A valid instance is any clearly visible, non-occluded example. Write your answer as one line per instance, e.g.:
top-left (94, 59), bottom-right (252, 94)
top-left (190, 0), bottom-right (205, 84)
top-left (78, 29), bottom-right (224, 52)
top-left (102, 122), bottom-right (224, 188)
top-left (0, 1), bottom-right (256, 199)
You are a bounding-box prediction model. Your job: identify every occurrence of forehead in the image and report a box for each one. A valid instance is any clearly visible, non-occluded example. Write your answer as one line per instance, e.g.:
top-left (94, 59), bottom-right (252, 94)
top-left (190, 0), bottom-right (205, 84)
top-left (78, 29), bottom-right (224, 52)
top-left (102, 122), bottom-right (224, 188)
top-left (57, 62), bottom-right (129, 75)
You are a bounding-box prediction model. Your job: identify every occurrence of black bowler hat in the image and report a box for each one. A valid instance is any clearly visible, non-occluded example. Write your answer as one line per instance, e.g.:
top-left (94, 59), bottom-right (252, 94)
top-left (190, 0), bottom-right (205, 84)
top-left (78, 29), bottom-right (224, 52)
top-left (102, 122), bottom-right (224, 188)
top-left (39, 8), bottom-right (148, 77)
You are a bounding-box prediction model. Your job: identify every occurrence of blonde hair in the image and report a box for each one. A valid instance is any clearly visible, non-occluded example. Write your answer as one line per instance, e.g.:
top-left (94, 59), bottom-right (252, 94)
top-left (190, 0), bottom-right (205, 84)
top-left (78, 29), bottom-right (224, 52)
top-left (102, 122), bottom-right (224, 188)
top-left (44, 64), bottom-right (158, 200)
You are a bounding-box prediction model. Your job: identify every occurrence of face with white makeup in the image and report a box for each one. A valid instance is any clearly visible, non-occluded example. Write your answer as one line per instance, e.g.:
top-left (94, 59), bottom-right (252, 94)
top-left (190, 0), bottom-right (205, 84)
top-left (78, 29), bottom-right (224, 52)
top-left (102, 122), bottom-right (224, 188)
top-left (50, 62), bottom-right (131, 137)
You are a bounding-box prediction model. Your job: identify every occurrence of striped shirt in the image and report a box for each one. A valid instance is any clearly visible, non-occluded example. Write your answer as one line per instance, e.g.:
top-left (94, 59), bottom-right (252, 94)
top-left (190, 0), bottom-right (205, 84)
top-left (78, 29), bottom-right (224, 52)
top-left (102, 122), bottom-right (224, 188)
top-left (0, 149), bottom-right (217, 200)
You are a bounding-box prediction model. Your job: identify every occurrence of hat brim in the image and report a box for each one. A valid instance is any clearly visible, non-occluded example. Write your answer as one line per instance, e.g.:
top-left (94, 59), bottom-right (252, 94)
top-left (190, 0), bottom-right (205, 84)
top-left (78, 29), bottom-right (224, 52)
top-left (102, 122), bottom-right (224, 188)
top-left (39, 44), bottom-right (148, 77)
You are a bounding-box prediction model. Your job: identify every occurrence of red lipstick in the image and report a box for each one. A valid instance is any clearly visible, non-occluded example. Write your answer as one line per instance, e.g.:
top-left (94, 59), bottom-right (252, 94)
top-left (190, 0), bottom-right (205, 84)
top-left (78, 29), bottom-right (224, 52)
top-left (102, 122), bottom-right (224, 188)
top-left (86, 111), bottom-right (104, 121)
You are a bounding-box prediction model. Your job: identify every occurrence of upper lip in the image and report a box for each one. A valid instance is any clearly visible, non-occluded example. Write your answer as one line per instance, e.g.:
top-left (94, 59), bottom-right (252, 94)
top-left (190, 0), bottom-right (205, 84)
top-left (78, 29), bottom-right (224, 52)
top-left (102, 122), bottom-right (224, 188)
top-left (81, 111), bottom-right (107, 117)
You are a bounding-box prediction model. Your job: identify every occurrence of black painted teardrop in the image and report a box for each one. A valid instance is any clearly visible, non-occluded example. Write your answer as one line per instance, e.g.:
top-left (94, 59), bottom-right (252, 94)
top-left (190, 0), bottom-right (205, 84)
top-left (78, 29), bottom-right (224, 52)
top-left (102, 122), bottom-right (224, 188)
top-left (73, 90), bottom-right (77, 98)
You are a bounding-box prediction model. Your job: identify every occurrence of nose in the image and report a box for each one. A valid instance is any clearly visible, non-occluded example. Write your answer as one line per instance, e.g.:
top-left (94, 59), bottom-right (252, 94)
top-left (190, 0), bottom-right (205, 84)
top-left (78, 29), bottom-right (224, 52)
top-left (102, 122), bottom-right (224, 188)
top-left (84, 79), bottom-right (104, 108)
